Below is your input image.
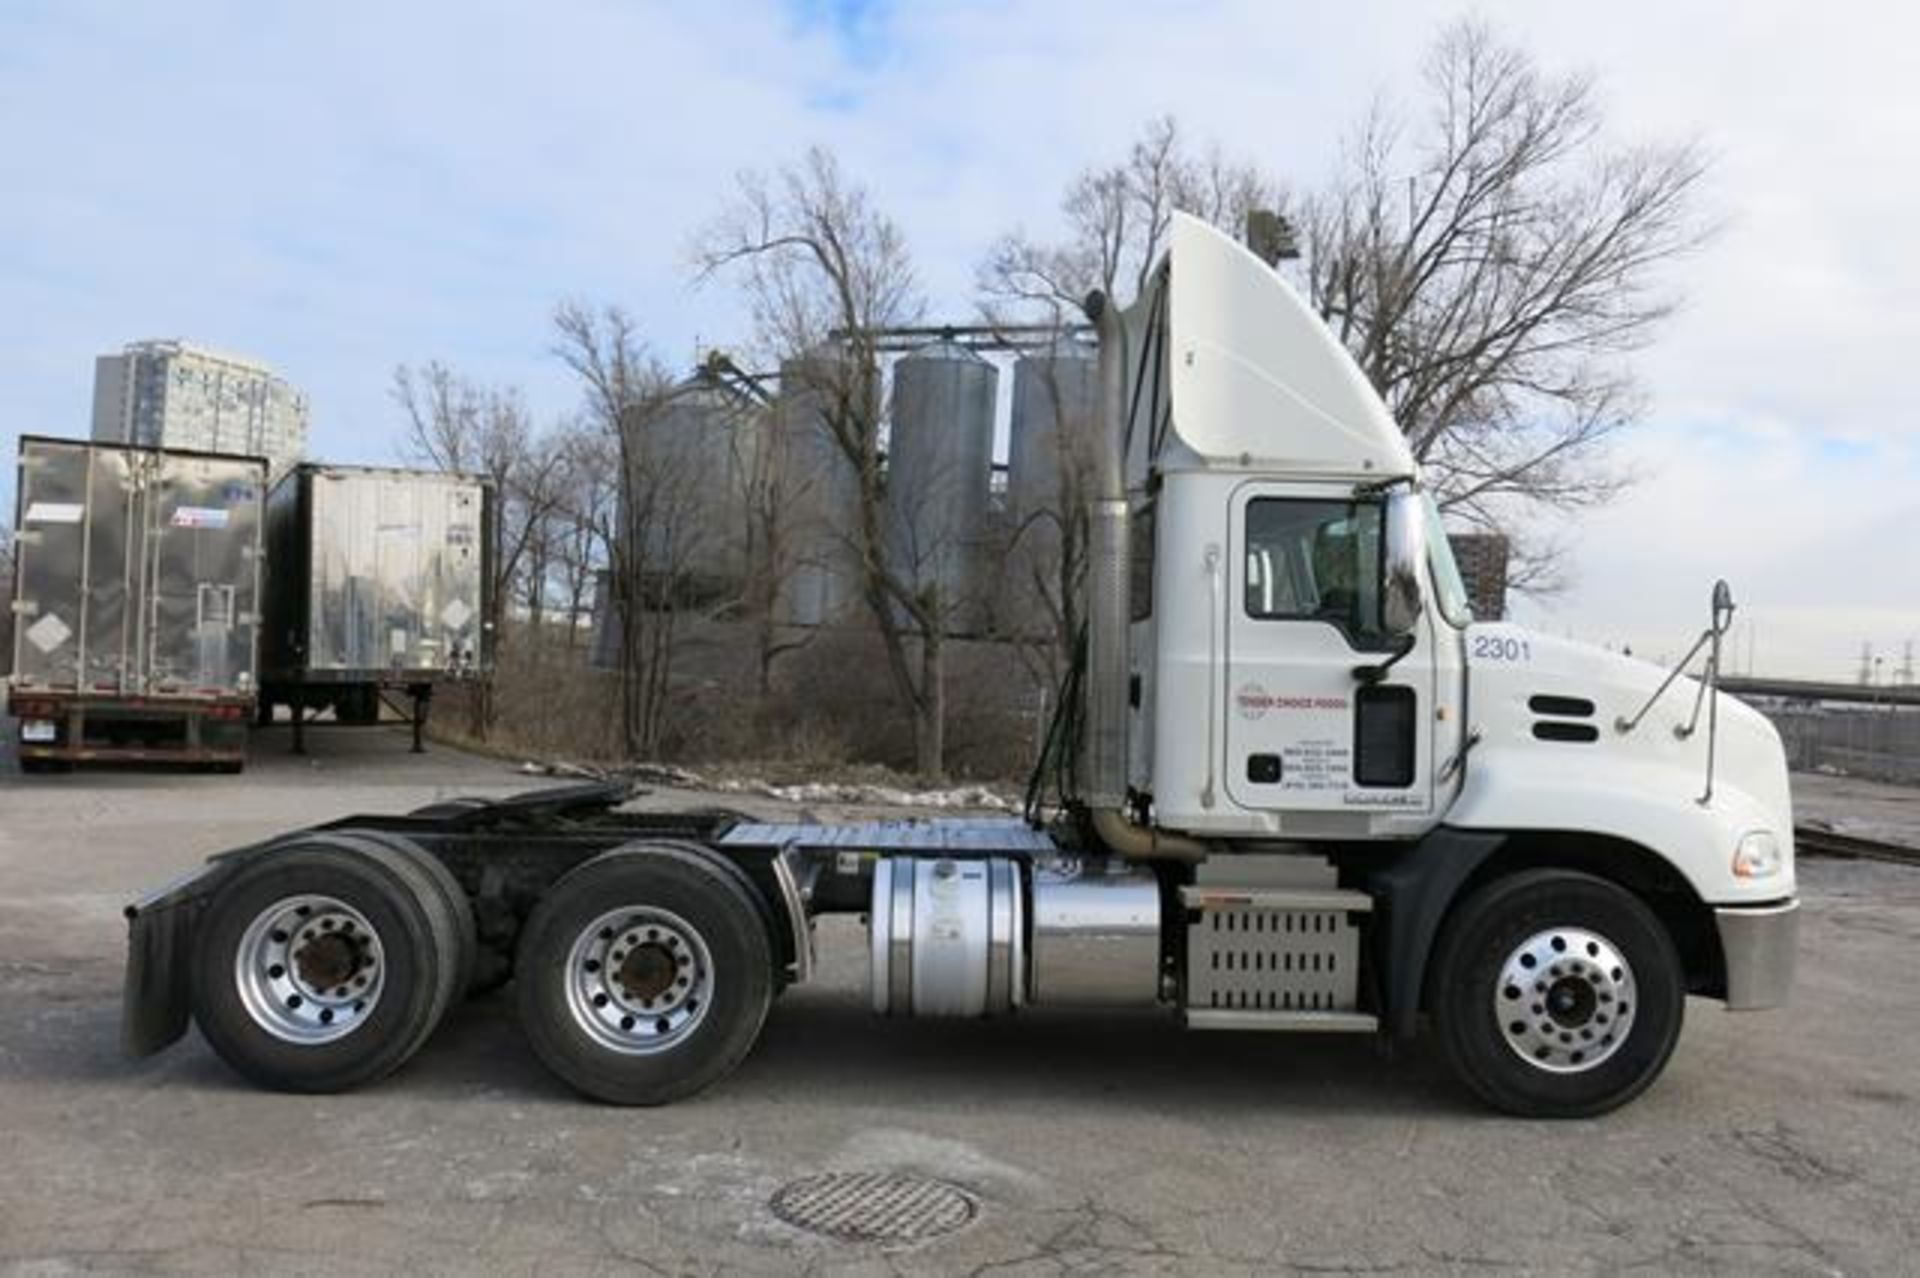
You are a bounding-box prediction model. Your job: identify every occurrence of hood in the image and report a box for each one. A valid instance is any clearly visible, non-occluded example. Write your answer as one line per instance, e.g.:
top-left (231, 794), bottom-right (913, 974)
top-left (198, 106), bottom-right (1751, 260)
top-left (1462, 623), bottom-right (1795, 853)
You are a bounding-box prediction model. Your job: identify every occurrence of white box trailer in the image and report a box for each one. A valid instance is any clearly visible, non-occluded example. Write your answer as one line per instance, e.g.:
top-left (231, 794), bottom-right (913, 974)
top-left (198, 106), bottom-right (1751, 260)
top-left (7, 436), bottom-right (265, 770)
top-left (259, 462), bottom-right (492, 751)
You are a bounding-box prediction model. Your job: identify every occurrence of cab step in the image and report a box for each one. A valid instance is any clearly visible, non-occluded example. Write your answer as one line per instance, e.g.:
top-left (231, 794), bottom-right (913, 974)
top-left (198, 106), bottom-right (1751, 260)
top-left (1185, 1009), bottom-right (1379, 1033)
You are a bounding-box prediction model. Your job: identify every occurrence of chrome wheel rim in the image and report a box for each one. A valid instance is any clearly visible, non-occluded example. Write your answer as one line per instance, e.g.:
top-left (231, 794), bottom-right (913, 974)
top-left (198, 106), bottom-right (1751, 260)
top-left (564, 906), bottom-right (714, 1055)
top-left (235, 894), bottom-right (385, 1044)
top-left (1494, 927), bottom-right (1637, 1074)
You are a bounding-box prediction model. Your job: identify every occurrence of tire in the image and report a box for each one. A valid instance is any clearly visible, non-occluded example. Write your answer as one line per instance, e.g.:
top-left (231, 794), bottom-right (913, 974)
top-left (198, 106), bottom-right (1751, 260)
top-left (1429, 869), bottom-right (1685, 1119)
top-left (515, 844), bottom-right (774, 1105)
top-left (189, 835), bottom-right (461, 1093)
top-left (643, 837), bottom-right (789, 990)
top-left (339, 830), bottom-right (479, 999)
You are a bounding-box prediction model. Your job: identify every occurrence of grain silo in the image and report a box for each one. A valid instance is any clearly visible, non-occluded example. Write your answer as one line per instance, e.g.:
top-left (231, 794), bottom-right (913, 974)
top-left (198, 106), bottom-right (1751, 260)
top-left (1004, 338), bottom-right (1096, 637)
top-left (887, 338), bottom-right (998, 636)
top-left (644, 376), bottom-right (761, 600)
top-left (772, 347), bottom-right (867, 626)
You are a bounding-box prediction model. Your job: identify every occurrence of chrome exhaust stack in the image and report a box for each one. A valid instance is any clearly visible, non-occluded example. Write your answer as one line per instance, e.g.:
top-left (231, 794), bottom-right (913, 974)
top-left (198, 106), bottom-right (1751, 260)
top-left (1080, 289), bottom-right (1206, 863)
top-left (1081, 291), bottom-right (1132, 813)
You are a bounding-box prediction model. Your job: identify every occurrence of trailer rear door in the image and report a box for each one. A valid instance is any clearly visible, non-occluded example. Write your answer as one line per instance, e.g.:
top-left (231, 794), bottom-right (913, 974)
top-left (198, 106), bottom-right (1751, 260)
top-left (147, 453), bottom-right (264, 695)
top-left (14, 440), bottom-right (97, 690)
top-left (10, 440), bottom-right (263, 697)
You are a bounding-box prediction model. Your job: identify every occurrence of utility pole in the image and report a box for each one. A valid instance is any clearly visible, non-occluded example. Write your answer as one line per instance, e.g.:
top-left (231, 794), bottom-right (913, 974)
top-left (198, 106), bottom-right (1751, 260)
top-left (1858, 641), bottom-right (1874, 686)
top-left (1874, 656), bottom-right (1887, 775)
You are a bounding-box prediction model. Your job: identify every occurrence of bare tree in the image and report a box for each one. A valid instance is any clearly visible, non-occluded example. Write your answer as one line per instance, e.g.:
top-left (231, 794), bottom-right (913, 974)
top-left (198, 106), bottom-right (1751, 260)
top-left (688, 358), bottom-right (816, 698)
top-left (1304, 19), bottom-right (1710, 580)
top-left (979, 118), bottom-right (1283, 662)
top-left (984, 29), bottom-right (1706, 593)
top-left (695, 147), bottom-right (965, 778)
top-left (549, 418), bottom-right (616, 651)
top-left (550, 303), bottom-right (702, 759)
top-left (392, 361), bottom-right (565, 734)
top-left (979, 115), bottom-right (1286, 321)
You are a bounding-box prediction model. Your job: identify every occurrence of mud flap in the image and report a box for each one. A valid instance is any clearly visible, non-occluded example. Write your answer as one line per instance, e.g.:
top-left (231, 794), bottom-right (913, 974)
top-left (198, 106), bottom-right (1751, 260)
top-left (121, 862), bottom-right (223, 1056)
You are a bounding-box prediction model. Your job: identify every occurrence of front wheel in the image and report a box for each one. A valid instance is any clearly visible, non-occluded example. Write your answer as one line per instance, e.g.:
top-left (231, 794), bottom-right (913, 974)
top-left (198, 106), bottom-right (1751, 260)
top-left (1429, 870), bottom-right (1685, 1118)
top-left (515, 844), bottom-right (774, 1105)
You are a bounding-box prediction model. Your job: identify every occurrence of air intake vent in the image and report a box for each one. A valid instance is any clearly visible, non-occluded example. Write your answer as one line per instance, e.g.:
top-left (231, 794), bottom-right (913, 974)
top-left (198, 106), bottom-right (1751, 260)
top-left (1533, 721), bottom-right (1600, 743)
top-left (1529, 694), bottom-right (1595, 718)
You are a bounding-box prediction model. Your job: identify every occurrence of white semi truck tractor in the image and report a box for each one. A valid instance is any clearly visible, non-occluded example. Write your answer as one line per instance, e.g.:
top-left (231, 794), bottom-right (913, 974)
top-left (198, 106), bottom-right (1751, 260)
top-left (122, 213), bottom-right (1799, 1117)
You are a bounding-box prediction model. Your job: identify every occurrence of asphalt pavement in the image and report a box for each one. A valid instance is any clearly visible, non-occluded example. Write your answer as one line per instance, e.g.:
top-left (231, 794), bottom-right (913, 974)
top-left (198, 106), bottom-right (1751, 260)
top-left (2, 727), bottom-right (1917, 1274)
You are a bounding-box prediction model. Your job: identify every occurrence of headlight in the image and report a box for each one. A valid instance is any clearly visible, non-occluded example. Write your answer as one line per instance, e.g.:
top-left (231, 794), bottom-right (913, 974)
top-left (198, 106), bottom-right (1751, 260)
top-left (1733, 831), bottom-right (1782, 880)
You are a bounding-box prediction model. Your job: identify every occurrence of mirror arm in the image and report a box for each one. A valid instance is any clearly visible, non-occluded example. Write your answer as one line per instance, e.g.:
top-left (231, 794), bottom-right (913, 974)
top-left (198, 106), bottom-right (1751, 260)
top-left (1353, 634), bottom-right (1416, 685)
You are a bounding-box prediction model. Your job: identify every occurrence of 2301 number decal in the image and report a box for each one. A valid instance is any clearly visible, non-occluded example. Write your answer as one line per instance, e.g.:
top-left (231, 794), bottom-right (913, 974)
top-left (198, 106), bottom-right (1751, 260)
top-left (1472, 634), bottom-right (1532, 662)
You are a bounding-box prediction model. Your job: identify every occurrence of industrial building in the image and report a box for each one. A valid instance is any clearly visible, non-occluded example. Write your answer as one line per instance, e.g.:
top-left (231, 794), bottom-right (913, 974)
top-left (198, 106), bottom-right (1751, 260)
top-left (91, 340), bottom-right (309, 479)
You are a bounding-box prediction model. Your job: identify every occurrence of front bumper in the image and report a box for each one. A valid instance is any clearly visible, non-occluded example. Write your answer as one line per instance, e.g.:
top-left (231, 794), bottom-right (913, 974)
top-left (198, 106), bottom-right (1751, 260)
top-left (1715, 897), bottom-right (1800, 1010)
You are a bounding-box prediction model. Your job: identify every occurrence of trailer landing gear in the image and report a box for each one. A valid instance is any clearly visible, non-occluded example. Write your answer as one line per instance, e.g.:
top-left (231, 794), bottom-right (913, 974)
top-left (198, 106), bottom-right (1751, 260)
top-left (282, 684), bottom-right (434, 755)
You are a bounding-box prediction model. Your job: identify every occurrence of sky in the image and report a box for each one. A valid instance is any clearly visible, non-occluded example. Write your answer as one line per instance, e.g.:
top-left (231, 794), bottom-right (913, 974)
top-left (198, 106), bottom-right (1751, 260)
top-left (2, 0), bottom-right (1915, 680)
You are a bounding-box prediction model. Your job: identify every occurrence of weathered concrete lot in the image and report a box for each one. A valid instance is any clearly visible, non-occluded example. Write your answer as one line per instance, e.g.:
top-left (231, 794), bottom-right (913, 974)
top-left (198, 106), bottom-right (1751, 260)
top-left (3, 730), bottom-right (1918, 1275)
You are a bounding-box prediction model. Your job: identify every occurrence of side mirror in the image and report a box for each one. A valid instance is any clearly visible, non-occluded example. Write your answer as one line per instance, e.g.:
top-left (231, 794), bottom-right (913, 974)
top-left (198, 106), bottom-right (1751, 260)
top-left (1382, 488), bottom-right (1426, 637)
top-left (1710, 579), bottom-right (1736, 636)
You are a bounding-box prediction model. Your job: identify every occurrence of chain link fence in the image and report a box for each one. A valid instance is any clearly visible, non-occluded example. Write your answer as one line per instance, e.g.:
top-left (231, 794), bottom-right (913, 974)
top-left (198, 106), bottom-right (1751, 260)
top-left (1763, 703), bottom-right (1920, 787)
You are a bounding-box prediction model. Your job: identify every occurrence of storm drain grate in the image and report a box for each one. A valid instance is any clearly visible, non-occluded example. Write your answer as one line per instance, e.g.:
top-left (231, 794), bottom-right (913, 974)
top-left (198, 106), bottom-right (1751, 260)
top-left (770, 1171), bottom-right (978, 1244)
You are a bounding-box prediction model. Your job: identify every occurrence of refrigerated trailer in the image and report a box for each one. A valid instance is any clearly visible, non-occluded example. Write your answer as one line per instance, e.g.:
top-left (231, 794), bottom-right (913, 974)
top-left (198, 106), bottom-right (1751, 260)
top-left (121, 215), bottom-right (1799, 1117)
top-left (8, 436), bottom-right (265, 770)
top-left (259, 463), bottom-right (492, 752)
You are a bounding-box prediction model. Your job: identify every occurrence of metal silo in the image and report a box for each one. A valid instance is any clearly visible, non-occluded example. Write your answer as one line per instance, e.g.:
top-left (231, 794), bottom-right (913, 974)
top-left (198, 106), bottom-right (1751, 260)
top-left (1004, 337), bottom-right (1095, 637)
top-left (645, 377), bottom-right (759, 598)
top-left (772, 348), bottom-right (867, 626)
top-left (887, 339), bottom-right (998, 636)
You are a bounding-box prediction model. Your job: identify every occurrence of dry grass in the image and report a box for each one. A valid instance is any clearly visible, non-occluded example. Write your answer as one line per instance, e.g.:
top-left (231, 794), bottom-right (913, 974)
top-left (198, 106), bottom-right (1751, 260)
top-left (433, 618), bottom-right (1050, 782)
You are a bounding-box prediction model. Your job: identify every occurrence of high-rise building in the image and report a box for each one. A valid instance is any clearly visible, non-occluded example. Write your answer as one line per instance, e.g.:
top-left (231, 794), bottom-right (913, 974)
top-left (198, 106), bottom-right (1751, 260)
top-left (91, 340), bottom-right (309, 478)
top-left (1447, 532), bottom-right (1511, 621)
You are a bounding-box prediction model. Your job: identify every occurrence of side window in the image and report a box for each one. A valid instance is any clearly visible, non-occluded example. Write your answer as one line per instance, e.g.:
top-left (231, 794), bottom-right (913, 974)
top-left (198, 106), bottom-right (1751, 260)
top-left (1244, 498), bottom-right (1384, 642)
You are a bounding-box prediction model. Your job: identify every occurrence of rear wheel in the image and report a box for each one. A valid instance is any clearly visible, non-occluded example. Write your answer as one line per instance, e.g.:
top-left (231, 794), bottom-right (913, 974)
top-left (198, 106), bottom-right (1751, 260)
top-left (190, 835), bottom-right (461, 1092)
top-left (342, 830), bottom-right (478, 997)
top-left (1429, 870), bottom-right (1684, 1118)
top-left (515, 845), bottom-right (774, 1105)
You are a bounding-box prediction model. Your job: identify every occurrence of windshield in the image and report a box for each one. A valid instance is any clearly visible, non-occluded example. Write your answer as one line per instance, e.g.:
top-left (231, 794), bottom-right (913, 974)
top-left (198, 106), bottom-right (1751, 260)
top-left (1422, 493), bottom-right (1473, 628)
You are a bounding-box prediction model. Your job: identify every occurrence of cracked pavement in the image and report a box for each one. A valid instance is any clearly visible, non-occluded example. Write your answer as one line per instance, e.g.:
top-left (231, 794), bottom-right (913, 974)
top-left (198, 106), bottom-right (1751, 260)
top-left (3, 728), bottom-right (1917, 1274)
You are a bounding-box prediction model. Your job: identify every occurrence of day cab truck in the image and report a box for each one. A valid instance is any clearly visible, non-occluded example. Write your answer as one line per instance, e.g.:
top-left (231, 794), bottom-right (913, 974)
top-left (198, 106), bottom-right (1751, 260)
top-left (121, 214), bottom-right (1798, 1117)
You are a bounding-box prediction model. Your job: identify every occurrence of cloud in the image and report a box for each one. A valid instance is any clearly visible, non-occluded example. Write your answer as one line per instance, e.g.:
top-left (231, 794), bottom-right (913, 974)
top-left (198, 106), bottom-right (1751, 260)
top-left (1, 0), bottom-right (1913, 679)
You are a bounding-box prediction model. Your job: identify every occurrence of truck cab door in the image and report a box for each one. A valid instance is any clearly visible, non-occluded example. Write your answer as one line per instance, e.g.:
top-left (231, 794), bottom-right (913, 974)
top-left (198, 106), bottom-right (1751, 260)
top-left (1223, 483), bottom-right (1436, 820)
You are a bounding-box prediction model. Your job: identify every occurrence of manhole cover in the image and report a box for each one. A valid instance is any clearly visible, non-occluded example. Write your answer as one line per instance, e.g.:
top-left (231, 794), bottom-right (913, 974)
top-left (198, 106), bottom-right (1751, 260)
top-left (770, 1171), bottom-right (978, 1244)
